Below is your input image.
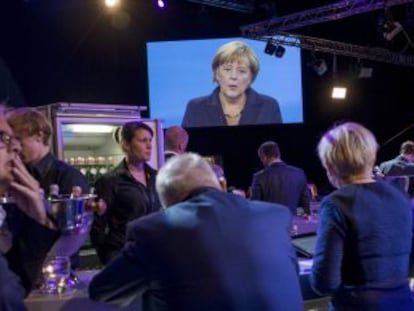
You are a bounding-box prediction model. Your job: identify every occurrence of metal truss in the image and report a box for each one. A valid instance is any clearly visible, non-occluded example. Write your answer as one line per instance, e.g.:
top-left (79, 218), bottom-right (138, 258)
top-left (256, 31), bottom-right (414, 67)
top-left (240, 0), bottom-right (414, 36)
top-left (187, 0), bottom-right (255, 13)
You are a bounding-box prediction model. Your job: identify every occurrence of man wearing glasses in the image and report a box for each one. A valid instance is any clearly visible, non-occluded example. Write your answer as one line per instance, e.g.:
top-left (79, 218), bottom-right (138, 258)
top-left (0, 110), bottom-right (58, 311)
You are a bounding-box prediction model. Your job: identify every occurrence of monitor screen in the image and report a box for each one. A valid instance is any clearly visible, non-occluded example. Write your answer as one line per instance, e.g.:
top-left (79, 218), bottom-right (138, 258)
top-left (292, 233), bottom-right (317, 258)
top-left (147, 36), bottom-right (303, 128)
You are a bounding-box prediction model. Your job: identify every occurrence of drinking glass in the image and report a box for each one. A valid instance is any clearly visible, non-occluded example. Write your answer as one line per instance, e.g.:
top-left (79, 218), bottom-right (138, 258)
top-left (41, 256), bottom-right (71, 294)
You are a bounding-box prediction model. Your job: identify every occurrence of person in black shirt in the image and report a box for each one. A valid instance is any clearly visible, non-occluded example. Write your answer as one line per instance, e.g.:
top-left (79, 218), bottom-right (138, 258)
top-left (6, 107), bottom-right (89, 269)
top-left (90, 121), bottom-right (161, 265)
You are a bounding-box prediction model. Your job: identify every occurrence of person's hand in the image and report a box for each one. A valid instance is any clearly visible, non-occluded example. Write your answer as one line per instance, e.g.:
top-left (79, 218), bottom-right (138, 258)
top-left (85, 198), bottom-right (107, 216)
top-left (8, 156), bottom-right (54, 229)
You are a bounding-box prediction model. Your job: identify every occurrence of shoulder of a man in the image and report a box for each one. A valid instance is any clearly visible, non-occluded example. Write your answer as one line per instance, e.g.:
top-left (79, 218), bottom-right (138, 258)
top-left (126, 208), bottom-right (164, 234)
top-left (52, 158), bottom-right (89, 189)
top-left (253, 168), bottom-right (265, 178)
top-left (54, 158), bottom-right (82, 175)
top-left (379, 159), bottom-right (390, 170)
top-left (286, 164), bottom-right (306, 177)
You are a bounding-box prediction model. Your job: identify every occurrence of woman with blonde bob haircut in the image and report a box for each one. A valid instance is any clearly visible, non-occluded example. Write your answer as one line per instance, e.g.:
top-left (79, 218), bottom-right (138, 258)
top-left (182, 41), bottom-right (282, 127)
top-left (311, 122), bottom-right (414, 311)
top-left (317, 122), bottom-right (378, 188)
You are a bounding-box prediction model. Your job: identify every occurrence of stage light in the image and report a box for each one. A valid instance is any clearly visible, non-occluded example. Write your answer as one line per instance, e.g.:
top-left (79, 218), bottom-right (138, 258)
top-left (264, 39), bottom-right (276, 55)
top-left (358, 66), bottom-right (373, 78)
top-left (383, 21), bottom-right (403, 41)
top-left (156, 0), bottom-right (166, 8)
top-left (105, 0), bottom-right (119, 8)
top-left (331, 86), bottom-right (347, 99)
top-left (313, 59), bottom-right (328, 76)
top-left (66, 124), bottom-right (115, 133)
top-left (264, 39), bottom-right (285, 58)
top-left (355, 59), bottom-right (373, 78)
top-left (274, 45), bottom-right (286, 58)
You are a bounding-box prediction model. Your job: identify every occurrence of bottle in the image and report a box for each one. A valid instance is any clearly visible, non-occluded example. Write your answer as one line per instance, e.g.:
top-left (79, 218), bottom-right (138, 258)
top-left (70, 186), bottom-right (82, 198)
top-left (48, 184), bottom-right (60, 200)
top-left (70, 186), bottom-right (83, 227)
top-left (290, 224), bottom-right (299, 236)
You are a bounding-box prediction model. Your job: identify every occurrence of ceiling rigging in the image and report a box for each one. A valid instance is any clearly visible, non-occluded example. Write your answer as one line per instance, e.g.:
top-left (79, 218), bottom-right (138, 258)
top-left (241, 0), bottom-right (414, 67)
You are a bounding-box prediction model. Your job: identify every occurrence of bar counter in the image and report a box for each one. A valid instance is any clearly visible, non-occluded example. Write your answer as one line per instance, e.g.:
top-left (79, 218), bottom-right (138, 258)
top-left (25, 268), bottom-right (330, 311)
top-left (24, 211), bottom-right (327, 310)
top-left (25, 271), bottom-right (140, 311)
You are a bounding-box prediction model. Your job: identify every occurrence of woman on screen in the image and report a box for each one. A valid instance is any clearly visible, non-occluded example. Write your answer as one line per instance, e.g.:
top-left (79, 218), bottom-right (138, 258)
top-left (181, 41), bottom-right (282, 127)
top-left (311, 122), bottom-right (414, 310)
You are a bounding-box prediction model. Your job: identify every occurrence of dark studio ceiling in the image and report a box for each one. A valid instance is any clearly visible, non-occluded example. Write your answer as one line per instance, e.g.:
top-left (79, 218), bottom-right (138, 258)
top-left (0, 0), bottom-right (413, 107)
top-left (2, 0), bottom-right (413, 55)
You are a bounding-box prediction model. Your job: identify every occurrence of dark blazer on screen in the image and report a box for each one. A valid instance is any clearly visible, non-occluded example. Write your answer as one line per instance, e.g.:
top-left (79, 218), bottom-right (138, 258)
top-left (181, 87), bottom-right (282, 127)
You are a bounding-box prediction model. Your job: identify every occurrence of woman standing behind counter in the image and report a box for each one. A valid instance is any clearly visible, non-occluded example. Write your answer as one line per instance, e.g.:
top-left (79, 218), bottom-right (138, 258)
top-left (311, 122), bottom-right (414, 310)
top-left (90, 121), bottom-right (161, 265)
top-left (181, 41), bottom-right (282, 127)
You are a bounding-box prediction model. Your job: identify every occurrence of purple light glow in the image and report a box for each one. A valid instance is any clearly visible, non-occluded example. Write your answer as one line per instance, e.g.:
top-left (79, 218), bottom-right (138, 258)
top-left (157, 0), bottom-right (165, 8)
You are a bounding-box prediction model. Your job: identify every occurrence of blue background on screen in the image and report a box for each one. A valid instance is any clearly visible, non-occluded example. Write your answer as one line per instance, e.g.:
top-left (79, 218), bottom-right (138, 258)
top-left (147, 37), bottom-right (303, 127)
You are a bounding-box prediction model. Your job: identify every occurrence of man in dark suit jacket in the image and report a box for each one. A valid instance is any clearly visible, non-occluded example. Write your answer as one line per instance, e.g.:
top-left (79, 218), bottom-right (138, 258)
top-left (89, 153), bottom-right (303, 311)
top-left (380, 140), bottom-right (414, 175)
top-left (379, 140), bottom-right (414, 195)
top-left (250, 141), bottom-right (310, 215)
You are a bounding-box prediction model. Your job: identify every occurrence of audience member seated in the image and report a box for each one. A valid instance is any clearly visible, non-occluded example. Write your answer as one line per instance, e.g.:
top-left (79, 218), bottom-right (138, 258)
top-left (312, 122), bottom-right (414, 310)
top-left (89, 153), bottom-right (303, 311)
top-left (0, 109), bottom-right (58, 311)
top-left (6, 107), bottom-right (89, 269)
top-left (6, 107), bottom-right (90, 196)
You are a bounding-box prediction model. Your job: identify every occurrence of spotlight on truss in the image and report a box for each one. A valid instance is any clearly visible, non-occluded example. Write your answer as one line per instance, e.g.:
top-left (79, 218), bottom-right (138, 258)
top-left (383, 21), bottom-right (403, 41)
top-left (274, 45), bottom-right (286, 58)
top-left (313, 59), bottom-right (328, 76)
top-left (358, 66), bottom-right (373, 78)
top-left (264, 39), bottom-right (286, 58)
top-left (264, 39), bottom-right (276, 55)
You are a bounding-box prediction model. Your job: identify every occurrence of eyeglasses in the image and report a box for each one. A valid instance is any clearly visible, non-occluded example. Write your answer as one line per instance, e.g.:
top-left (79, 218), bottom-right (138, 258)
top-left (0, 131), bottom-right (14, 147)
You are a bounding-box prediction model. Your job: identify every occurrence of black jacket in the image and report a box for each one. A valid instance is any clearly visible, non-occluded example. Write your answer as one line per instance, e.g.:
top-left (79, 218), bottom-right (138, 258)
top-left (90, 159), bottom-right (161, 264)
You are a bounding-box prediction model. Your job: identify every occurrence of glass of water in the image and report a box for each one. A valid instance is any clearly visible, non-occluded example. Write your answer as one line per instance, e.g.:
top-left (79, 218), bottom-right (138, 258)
top-left (41, 256), bottom-right (71, 294)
